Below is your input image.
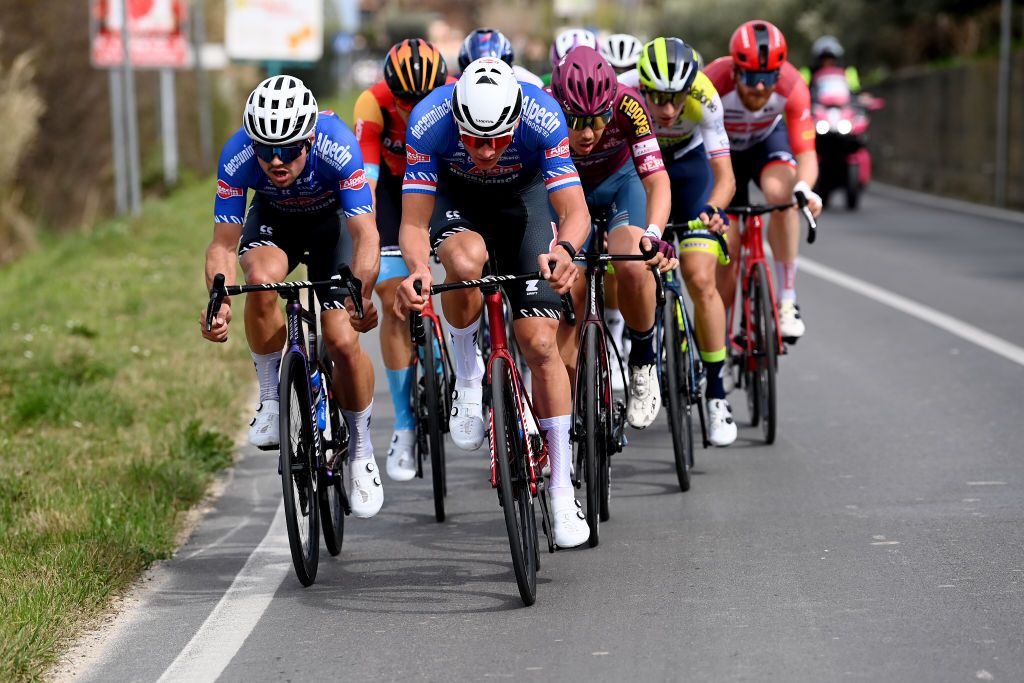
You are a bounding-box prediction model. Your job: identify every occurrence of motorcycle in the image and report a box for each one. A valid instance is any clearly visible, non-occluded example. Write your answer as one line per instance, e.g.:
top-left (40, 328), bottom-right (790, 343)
top-left (810, 67), bottom-right (884, 210)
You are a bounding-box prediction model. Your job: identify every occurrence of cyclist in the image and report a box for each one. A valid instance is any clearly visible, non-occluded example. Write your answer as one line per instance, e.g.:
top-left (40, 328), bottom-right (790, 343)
top-left (393, 58), bottom-right (593, 547)
top-left (458, 27), bottom-right (544, 88)
top-left (548, 46), bottom-right (679, 430)
top-left (704, 20), bottom-right (823, 341)
top-left (621, 36), bottom-right (738, 446)
top-left (353, 38), bottom-right (452, 483)
top-left (541, 27), bottom-right (598, 85)
top-left (200, 75), bottom-right (384, 518)
top-left (801, 36), bottom-right (861, 95)
top-left (600, 33), bottom-right (643, 74)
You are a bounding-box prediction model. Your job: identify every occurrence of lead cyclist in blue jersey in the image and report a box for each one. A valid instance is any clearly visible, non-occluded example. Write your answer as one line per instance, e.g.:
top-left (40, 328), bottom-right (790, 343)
top-left (200, 75), bottom-right (384, 518)
top-left (393, 58), bottom-right (604, 547)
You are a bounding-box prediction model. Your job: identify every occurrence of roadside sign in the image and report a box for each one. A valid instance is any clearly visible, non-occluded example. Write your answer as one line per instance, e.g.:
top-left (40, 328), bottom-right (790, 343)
top-left (91, 0), bottom-right (189, 68)
top-left (225, 0), bottom-right (324, 62)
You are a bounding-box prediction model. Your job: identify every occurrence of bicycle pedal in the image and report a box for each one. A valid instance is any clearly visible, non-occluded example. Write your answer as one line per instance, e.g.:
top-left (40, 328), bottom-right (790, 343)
top-left (782, 336), bottom-right (798, 346)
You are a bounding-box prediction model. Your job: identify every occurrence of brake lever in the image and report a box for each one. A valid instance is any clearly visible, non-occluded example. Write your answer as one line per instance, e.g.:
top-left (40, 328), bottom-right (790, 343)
top-left (337, 264), bottom-right (364, 319)
top-left (410, 280), bottom-right (426, 346)
top-left (794, 191), bottom-right (818, 243)
top-left (205, 273), bottom-right (226, 332)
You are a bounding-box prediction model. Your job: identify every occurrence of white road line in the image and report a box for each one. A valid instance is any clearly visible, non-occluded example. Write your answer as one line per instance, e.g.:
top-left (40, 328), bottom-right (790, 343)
top-left (158, 504), bottom-right (290, 683)
top-left (800, 257), bottom-right (1024, 368)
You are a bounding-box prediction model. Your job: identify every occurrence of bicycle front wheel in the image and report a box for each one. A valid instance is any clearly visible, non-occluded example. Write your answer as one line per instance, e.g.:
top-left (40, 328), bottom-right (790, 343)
top-left (662, 291), bottom-right (693, 492)
top-left (751, 263), bottom-right (778, 443)
top-left (492, 357), bottom-right (538, 606)
top-left (318, 351), bottom-right (346, 556)
top-left (578, 325), bottom-right (604, 545)
top-left (279, 352), bottom-right (320, 586)
top-left (423, 316), bottom-right (448, 522)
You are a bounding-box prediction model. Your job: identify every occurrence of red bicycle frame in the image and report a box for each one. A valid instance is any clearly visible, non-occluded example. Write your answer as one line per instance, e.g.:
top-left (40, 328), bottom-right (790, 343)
top-left (725, 210), bottom-right (785, 364)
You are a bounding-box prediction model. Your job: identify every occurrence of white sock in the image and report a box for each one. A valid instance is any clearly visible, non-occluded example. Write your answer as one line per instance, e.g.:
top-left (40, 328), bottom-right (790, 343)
top-left (774, 260), bottom-right (798, 303)
top-left (539, 415), bottom-right (572, 495)
top-left (251, 351), bottom-right (281, 403)
top-left (342, 401), bottom-right (374, 461)
top-left (449, 317), bottom-right (485, 383)
top-left (604, 307), bottom-right (625, 351)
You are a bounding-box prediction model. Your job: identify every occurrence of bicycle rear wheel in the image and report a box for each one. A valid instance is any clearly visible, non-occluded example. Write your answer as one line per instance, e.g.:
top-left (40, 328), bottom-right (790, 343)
top-left (318, 348), bottom-right (346, 557)
top-left (750, 263), bottom-right (778, 443)
top-left (279, 352), bottom-right (320, 586)
top-left (492, 358), bottom-right (538, 606)
top-left (423, 317), bottom-right (448, 522)
top-left (662, 291), bottom-right (693, 492)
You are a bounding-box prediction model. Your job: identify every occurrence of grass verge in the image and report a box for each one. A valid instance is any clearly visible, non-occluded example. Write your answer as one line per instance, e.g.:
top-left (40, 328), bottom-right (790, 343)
top-left (0, 179), bottom-right (252, 681)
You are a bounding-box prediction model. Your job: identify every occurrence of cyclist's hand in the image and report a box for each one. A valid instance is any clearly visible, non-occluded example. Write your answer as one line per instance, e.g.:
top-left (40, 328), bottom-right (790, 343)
top-left (639, 234), bottom-right (678, 273)
top-left (199, 302), bottom-right (231, 343)
top-left (699, 204), bottom-right (729, 233)
top-left (539, 247), bottom-right (577, 294)
top-left (347, 296), bottom-right (378, 333)
top-left (793, 180), bottom-right (823, 217)
top-left (394, 270), bottom-right (431, 321)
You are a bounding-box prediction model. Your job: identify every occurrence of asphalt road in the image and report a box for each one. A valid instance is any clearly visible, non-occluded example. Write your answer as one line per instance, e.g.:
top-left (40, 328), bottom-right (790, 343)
top-left (70, 188), bottom-right (1024, 682)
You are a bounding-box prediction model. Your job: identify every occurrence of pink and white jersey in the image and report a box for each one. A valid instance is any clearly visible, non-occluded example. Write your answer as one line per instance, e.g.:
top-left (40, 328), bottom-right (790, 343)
top-left (703, 59), bottom-right (815, 155)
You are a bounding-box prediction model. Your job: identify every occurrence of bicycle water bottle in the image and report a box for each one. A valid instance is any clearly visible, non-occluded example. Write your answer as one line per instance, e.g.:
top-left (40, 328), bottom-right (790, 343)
top-left (310, 368), bottom-right (327, 432)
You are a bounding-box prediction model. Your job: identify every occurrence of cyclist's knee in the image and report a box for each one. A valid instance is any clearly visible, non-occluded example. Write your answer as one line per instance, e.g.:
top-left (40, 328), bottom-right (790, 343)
top-left (375, 278), bottom-right (400, 310)
top-left (760, 166), bottom-right (796, 205)
top-left (518, 323), bottom-right (559, 368)
top-left (323, 314), bottom-right (360, 361)
top-left (611, 258), bottom-right (649, 288)
top-left (439, 233), bottom-right (487, 280)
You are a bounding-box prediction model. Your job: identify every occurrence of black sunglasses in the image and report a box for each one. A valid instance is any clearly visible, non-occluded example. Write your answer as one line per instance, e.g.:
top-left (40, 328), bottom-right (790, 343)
top-left (737, 68), bottom-right (781, 88)
top-left (642, 89), bottom-right (689, 106)
top-left (253, 141), bottom-right (310, 164)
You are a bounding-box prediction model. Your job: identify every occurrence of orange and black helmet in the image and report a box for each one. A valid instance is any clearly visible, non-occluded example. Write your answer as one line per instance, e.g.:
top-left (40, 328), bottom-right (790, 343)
top-left (383, 38), bottom-right (448, 102)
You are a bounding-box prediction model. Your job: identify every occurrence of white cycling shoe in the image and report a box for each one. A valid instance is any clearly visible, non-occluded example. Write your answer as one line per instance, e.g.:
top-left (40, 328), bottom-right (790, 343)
top-left (386, 430), bottom-right (417, 482)
top-left (707, 398), bottom-right (738, 447)
top-left (348, 456), bottom-right (384, 518)
top-left (626, 364), bottom-right (661, 429)
top-left (550, 494), bottom-right (590, 548)
top-left (778, 300), bottom-right (806, 340)
top-left (248, 400), bottom-right (279, 449)
top-left (450, 382), bottom-right (485, 451)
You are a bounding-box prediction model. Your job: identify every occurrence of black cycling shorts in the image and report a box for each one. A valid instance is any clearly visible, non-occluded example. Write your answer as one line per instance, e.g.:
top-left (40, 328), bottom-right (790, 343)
top-left (730, 120), bottom-right (797, 207)
top-left (428, 176), bottom-right (561, 321)
top-left (375, 165), bottom-right (403, 250)
top-left (238, 194), bottom-right (353, 310)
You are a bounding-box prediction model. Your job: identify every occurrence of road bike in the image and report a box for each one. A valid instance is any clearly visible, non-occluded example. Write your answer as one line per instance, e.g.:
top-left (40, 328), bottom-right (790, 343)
top-left (659, 222), bottom-right (730, 491)
top-left (569, 215), bottom-right (658, 546)
top-left (725, 195), bottom-right (818, 444)
top-left (414, 267), bottom-right (574, 606)
top-left (205, 265), bottom-right (364, 586)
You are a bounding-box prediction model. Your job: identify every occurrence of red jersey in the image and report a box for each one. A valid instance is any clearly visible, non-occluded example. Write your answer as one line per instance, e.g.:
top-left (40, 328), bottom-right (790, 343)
top-left (703, 58), bottom-right (815, 155)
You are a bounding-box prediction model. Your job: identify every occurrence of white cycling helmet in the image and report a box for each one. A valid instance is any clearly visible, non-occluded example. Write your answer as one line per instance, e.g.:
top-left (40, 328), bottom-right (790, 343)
top-left (452, 58), bottom-right (523, 138)
top-left (550, 28), bottom-right (598, 66)
top-left (600, 33), bottom-right (643, 71)
top-left (243, 75), bottom-right (318, 146)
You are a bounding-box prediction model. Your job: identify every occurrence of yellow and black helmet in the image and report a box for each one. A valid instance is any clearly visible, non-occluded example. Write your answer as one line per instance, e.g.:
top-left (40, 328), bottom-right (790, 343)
top-left (637, 37), bottom-right (701, 93)
top-left (383, 38), bottom-right (448, 101)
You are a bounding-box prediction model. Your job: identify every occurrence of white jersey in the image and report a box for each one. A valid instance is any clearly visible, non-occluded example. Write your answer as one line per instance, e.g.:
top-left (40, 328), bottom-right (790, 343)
top-left (513, 64), bottom-right (544, 88)
top-left (618, 69), bottom-right (730, 162)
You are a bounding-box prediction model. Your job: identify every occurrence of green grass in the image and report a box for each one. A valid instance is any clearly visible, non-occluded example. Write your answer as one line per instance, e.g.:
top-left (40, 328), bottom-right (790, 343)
top-left (0, 180), bottom-right (253, 681)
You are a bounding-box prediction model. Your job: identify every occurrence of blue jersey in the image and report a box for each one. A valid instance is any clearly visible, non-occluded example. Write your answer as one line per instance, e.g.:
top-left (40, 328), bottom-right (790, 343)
top-left (402, 82), bottom-right (581, 196)
top-left (214, 111), bottom-right (374, 224)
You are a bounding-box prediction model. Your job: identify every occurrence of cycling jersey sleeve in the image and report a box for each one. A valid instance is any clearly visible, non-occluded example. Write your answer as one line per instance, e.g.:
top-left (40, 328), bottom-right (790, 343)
top-left (699, 87), bottom-right (730, 159)
top-left (317, 114), bottom-right (374, 217)
top-left (617, 87), bottom-right (665, 179)
top-left (213, 128), bottom-right (256, 224)
top-left (401, 87), bottom-right (451, 196)
top-left (783, 73), bottom-right (816, 155)
top-left (353, 89), bottom-right (385, 182)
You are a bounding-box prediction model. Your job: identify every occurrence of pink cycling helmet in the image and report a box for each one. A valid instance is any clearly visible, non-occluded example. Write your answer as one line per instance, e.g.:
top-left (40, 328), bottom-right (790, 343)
top-left (551, 46), bottom-right (617, 115)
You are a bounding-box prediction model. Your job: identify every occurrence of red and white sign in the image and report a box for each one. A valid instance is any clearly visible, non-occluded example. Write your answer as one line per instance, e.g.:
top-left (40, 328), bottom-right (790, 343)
top-left (91, 0), bottom-right (189, 68)
top-left (545, 137), bottom-right (571, 159)
top-left (217, 179), bottom-right (243, 199)
top-left (226, 0), bottom-right (323, 62)
top-left (405, 145), bottom-right (431, 165)
top-left (340, 169), bottom-right (367, 191)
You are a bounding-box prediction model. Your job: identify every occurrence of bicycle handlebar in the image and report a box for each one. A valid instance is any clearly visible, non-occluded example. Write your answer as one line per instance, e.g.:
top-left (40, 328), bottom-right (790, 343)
top-left (204, 265), bottom-right (364, 332)
top-left (664, 222), bottom-right (732, 265)
top-left (420, 265), bottom-right (576, 325)
top-left (726, 194), bottom-right (818, 245)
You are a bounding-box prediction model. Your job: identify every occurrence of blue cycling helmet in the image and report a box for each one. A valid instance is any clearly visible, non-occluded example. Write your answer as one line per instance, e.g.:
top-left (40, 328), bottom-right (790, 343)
top-left (458, 28), bottom-right (514, 70)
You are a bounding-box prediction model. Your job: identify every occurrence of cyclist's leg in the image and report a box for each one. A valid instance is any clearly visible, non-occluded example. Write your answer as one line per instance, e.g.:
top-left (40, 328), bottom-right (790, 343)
top-left (374, 173), bottom-right (417, 480)
top-left (312, 211), bottom-right (382, 517)
top-left (237, 197), bottom-right (298, 447)
top-left (600, 165), bottom-right (659, 428)
top-left (716, 149), bottom-right (755, 314)
top-left (508, 181), bottom-right (588, 548)
top-left (756, 123), bottom-right (805, 337)
top-left (429, 188), bottom-right (488, 450)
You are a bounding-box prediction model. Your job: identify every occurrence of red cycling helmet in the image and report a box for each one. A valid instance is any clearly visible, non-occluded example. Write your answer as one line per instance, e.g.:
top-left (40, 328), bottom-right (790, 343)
top-left (730, 20), bottom-right (788, 71)
top-left (551, 46), bottom-right (617, 115)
